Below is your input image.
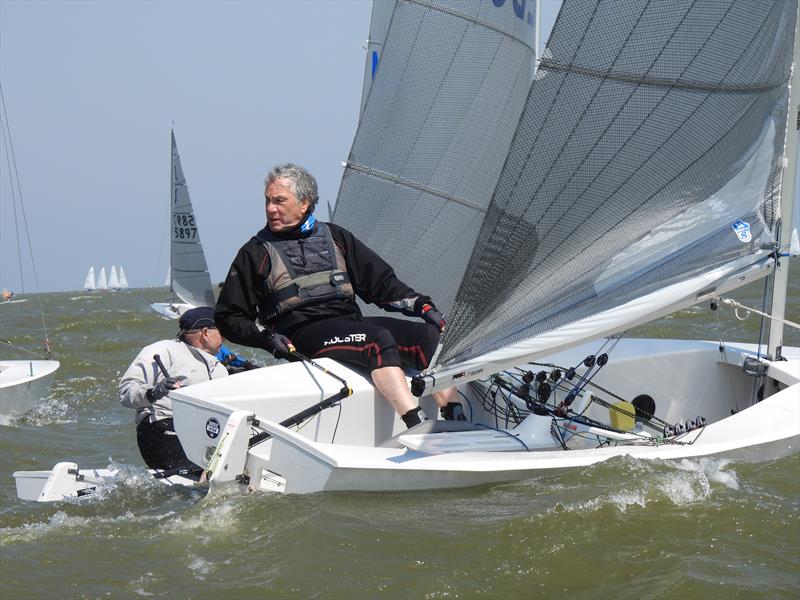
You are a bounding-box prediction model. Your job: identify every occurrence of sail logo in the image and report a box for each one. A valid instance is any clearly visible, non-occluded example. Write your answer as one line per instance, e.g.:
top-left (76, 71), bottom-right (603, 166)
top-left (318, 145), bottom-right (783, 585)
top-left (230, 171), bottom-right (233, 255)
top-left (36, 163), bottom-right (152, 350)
top-left (492, 0), bottom-right (536, 28)
top-left (732, 220), bottom-right (752, 243)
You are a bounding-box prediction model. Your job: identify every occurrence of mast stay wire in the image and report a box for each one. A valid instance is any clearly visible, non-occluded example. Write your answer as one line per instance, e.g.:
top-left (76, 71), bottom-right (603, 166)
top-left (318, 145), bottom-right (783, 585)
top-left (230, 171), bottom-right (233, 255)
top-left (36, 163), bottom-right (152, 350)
top-left (0, 82), bottom-right (52, 358)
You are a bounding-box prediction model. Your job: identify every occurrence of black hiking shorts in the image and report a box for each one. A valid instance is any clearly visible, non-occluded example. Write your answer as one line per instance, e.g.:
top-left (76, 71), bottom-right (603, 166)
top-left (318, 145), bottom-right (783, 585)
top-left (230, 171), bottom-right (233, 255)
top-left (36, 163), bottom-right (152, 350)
top-left (136, 417), bottom-right (199, 471)
top-left (291, 316), bottom-right (439, 371)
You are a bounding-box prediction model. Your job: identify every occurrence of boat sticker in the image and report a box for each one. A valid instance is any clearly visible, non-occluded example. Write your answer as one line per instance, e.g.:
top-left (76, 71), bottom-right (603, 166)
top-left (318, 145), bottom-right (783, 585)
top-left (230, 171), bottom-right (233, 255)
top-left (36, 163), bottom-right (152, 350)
top-left (732, 220), bottom-right (752, 243)
top-left (205, 417), bottom-right (221, 439)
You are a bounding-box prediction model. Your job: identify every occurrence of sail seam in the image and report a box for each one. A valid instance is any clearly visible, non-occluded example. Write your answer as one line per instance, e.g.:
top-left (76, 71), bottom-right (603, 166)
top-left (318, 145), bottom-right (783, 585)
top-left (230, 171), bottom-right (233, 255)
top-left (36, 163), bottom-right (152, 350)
top-left (344, 161), bottom-right (487, 212)
top-left (402, 0), bottom-right (535, 52)
top-left (538, 59), bottom-right (789, 94)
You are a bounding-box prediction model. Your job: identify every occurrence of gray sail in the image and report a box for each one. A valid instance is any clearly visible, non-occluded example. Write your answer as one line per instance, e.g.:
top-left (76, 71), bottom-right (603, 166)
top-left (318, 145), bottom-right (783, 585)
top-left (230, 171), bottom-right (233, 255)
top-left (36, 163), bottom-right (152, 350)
top-left (334, 0), bottom-right (537, 315)
top-left (359, 0), bottom-right (396, 119)
top-left (170, 131), bottom-right (215, 309)
top-left (442, 0), bottom-right (797, 365)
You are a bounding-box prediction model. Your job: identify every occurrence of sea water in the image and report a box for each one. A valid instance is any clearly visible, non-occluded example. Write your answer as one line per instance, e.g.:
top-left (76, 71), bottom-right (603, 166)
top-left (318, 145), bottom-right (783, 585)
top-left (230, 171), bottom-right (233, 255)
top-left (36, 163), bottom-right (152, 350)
top-left (0, 267), bottom-right (798, 599)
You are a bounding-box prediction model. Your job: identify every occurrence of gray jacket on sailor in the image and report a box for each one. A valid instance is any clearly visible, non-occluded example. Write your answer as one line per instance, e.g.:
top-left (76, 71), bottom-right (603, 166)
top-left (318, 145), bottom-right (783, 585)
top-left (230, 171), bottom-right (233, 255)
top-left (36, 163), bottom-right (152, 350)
top-left (118, 339), bottom-right (228, 425)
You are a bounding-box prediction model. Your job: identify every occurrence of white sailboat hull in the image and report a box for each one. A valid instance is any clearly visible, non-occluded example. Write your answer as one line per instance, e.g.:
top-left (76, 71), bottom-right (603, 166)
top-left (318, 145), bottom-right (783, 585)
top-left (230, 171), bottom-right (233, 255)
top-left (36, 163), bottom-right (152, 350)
top-left (0, 360), bottom-right (60, 419)
top-left (163, 338), bottom-right (798, 495)
top-left (13, 462), bottom-right (202, 502)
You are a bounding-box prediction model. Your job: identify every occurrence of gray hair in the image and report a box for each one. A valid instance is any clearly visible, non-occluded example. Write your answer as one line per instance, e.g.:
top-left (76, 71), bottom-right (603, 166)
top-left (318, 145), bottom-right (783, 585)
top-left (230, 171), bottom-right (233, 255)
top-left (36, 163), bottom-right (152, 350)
top-left (265, 163), bottom-right (319, 212)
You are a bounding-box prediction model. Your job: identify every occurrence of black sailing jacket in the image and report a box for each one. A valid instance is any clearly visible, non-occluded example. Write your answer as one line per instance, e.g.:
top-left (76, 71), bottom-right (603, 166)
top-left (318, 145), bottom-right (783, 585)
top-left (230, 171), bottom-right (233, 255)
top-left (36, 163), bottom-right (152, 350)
top-left (214, 220), bottom-right (431, 352)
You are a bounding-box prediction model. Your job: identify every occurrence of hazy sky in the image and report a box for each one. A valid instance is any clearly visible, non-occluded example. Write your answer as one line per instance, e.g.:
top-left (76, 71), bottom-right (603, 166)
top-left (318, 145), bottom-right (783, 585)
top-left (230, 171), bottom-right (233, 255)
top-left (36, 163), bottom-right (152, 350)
top-left (1, 0), bottom-right (373, 293)
top-left (3, 0), bottom-right (796, 297)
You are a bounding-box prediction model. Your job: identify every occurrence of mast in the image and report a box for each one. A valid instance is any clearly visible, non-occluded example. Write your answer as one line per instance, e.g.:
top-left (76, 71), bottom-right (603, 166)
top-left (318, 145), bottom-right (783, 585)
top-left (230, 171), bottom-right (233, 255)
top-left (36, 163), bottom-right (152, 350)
top-left (169, 129), bottom-right (175, 294)
top-left (767, 3), bottom-right (799, 362)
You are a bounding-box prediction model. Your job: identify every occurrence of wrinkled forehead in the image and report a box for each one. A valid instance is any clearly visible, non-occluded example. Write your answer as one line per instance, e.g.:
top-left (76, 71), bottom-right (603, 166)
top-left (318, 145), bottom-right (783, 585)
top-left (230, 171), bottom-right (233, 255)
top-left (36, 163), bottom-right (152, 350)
top-left (266, 177), bottom-right (305, 202)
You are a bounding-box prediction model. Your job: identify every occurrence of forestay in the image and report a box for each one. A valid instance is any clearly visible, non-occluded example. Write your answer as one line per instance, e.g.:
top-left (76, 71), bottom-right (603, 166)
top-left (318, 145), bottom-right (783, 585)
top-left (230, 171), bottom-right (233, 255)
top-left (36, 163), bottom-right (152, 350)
top-left (170, 131), bottom-right (215, 308)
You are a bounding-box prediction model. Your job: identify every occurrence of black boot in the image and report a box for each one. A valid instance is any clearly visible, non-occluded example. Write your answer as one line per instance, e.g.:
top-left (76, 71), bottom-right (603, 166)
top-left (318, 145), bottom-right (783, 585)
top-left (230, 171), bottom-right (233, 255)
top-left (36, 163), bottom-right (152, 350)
top-left (440, 402), bottom-right (467, 421)
top-left (401, 407), bottom-right (427, 428)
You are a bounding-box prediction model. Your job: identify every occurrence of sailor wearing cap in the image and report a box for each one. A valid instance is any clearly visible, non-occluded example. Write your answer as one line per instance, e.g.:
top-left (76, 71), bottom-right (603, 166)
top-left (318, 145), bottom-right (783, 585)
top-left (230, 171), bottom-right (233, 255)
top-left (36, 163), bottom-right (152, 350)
top-left (118, 307), bottom-right (228, 472)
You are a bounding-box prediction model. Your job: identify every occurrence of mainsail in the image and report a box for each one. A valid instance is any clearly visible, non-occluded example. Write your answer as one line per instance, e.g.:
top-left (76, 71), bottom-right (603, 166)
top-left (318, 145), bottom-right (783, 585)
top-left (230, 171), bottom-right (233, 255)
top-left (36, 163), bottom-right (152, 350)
top-left (170, 131), bottom-right (215, 309)
top-left (335, 0), bottom-right (798, 375)
top-left (334, 0), bottom-right (537, 316)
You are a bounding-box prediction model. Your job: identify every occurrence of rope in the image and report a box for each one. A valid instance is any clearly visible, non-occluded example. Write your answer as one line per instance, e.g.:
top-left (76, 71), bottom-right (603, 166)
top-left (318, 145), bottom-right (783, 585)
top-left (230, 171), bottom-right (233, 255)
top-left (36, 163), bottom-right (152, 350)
top-left (717, 296), bottom-right (800, 330)
top-left (0, 338), bottom-right (48, 360)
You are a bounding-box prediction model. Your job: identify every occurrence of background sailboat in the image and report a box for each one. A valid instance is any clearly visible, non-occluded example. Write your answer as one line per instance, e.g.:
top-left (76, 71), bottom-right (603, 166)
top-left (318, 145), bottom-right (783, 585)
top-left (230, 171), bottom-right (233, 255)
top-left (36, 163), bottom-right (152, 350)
top-left (0, 83), bottom-right (59, 419)
top-left (118, 266), bottom-right (129, 290)
top-left (83, 266), bottom-right (96, 291)
top-left (96, 266), bottom-right (108, 291)
top-left (150, 130), bottom-right (215, 319)
top-left (108, 265), bottom-right (120, 291)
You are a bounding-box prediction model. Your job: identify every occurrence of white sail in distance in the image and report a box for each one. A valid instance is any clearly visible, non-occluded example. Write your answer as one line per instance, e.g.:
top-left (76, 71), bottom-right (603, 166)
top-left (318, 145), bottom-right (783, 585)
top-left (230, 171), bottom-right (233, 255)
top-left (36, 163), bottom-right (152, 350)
top-left (96, 267), bottom-right (107, 291)
top-left (118, 266), bottom-right (129, 290)
top-left (108, 266), bottom-right (119, 290)
top-left (83, 267), bottom-right (95, 291)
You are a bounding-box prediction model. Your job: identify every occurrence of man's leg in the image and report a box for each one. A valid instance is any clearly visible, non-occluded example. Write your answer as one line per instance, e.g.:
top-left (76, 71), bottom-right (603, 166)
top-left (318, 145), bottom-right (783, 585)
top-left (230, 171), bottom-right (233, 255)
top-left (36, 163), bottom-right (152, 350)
top-left (371, 365), bottom-right (417, 415)
top-left (366, 317), bottom-right (465, 419)
top-left (293, 319), bottom-right (428, 427)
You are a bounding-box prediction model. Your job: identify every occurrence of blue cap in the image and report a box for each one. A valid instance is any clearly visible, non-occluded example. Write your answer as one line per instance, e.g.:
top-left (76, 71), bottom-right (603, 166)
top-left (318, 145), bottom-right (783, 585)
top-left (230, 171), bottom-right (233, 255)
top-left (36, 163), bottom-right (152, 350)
top-left (179, 306), bottom-right (216, 332)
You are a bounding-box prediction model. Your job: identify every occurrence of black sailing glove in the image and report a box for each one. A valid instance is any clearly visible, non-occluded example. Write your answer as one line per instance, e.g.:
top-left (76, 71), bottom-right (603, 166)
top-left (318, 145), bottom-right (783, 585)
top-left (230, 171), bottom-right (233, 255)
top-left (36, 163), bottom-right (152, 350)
top-left (267, 332), bottom-right (296, 360)
top-left (421, 303), bottom-right (446, 333)
top-left (147, 376), bottom-right (179, 402)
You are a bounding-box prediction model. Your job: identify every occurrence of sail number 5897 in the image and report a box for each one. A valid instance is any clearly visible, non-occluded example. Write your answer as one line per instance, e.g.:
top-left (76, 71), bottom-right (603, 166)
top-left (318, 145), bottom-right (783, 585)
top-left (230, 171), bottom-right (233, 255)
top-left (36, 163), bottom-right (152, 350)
top-left (173, 213), bottom-right (197, 240)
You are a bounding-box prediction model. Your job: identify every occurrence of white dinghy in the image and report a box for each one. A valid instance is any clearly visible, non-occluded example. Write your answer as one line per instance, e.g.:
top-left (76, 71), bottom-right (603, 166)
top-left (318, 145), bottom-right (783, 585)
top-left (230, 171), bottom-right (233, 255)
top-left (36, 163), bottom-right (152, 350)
top-left (0, 84), bottom-right (59, 421)
top-left (16, 0), bottom-right (800, 500)
top-left (0, 360), bottom-right (60, 420)
top-left (150, 130), bottom-right (216, 320)
top-left (167, 0), bottom-right (800, 495)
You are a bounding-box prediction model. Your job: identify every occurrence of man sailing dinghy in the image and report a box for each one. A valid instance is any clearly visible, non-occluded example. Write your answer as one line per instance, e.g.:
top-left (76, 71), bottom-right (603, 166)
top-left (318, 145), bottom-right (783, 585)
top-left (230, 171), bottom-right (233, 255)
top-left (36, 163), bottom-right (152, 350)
top-left (15, 0), bottom-right (800, 500)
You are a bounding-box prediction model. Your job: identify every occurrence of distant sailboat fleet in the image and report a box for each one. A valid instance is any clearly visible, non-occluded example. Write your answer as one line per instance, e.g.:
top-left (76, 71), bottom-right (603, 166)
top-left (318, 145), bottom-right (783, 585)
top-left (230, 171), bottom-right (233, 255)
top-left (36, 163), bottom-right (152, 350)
top-left (83, 265), bottom-right (129, 291)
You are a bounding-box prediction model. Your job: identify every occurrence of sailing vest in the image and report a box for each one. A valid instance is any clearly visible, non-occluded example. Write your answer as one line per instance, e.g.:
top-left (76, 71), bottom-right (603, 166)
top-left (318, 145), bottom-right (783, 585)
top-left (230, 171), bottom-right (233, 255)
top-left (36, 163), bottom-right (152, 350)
top-left (256, 223), bottom-right (354, 324)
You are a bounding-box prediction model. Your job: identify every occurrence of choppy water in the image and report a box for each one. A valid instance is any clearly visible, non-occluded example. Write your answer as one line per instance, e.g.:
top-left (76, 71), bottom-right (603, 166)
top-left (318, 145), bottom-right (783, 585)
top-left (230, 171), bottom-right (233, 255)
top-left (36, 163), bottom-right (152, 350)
top-left (1, 267), bottom-right (798, 599)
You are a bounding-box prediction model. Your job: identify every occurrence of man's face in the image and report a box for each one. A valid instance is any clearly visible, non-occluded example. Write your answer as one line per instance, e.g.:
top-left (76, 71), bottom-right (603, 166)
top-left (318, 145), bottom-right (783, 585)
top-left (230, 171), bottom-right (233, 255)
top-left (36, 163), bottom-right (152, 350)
top-left (265, 178), bottom-right (309, 232)
top-left (205, 326), bottom-right (223, 355)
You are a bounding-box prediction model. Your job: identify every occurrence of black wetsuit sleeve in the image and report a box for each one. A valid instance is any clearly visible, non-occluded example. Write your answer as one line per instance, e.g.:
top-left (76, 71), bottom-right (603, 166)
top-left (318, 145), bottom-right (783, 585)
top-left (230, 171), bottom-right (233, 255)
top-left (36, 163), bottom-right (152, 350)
top-left (328, 223), bottom-right (433, 316)
top-left (214, 242), bottom-right (273, 351)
